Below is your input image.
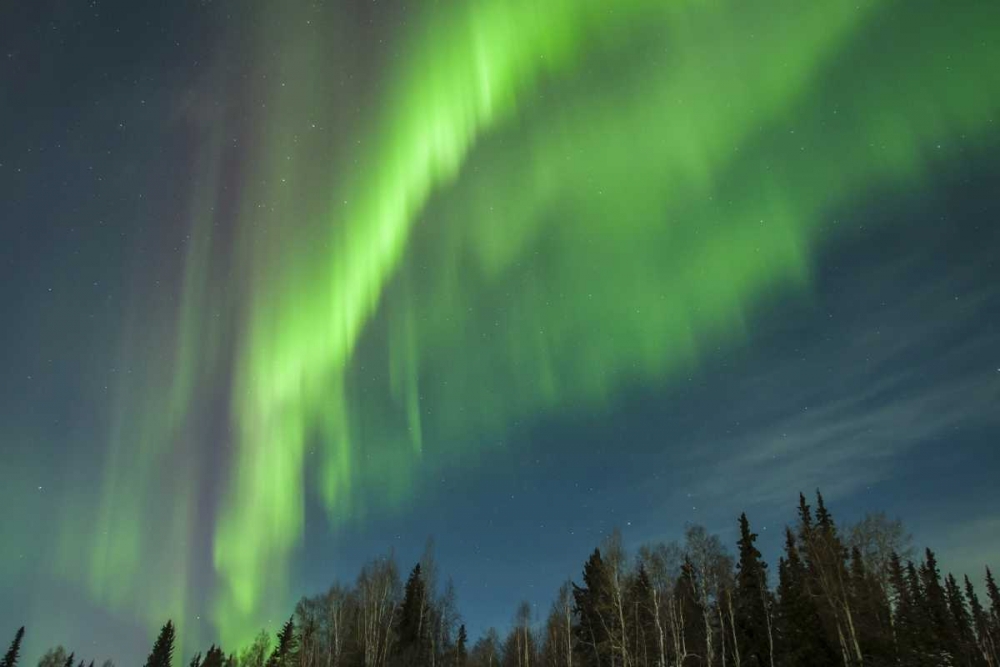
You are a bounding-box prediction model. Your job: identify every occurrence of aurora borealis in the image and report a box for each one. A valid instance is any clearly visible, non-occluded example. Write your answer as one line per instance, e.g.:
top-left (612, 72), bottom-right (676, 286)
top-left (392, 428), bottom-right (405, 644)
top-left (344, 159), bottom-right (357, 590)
top-left (2, 0), bottom-right (999, 663)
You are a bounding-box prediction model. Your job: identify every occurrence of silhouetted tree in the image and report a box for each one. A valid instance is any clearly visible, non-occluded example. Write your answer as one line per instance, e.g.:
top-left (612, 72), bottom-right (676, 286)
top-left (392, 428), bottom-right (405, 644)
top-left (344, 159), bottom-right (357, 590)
top-left (202, 646), bottom-right (225, 667)
top-left (455, 625), bottom-right (468, 667)
top-left (268, 618), bottom-right (297, 667)
top-left (966, 575), bottom-right (998, 667)
top-left (1, 628), bottom-right (24, 667)
top-left (945, 573), bottom-right (977, 666)
top-left (775, 527), bottom-right (836, 667)
top-left (573, 549), bottom-right (614, 666)
top-left (36, 647), bottom-right (68, 667)
top-left (675, 556), bottom-right (707, 665)
top-left (734, 513), bottom-right (774, 667)
top-left (144, 622), bottom-right (175, 667)
top-left (396, 564), bottom-right (432, 666)
top-left (920, 549), bottom-right (957, 662)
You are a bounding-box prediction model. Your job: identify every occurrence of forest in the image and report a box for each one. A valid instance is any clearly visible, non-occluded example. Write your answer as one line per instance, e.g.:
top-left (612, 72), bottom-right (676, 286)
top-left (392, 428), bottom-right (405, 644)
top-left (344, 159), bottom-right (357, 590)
top-left (4, 491), bottom-right (999, 667)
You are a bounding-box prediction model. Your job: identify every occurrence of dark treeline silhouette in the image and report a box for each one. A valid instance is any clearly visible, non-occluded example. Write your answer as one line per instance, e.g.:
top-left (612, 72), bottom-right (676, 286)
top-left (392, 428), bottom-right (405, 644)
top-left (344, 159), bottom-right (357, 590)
top-left (9, 492), bottom-right (1000, 667)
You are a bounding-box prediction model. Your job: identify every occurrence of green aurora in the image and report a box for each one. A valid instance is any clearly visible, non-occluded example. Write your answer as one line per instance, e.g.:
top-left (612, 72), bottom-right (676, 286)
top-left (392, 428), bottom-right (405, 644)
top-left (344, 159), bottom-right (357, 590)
top-left (47, 0), bottom-right (999, 651)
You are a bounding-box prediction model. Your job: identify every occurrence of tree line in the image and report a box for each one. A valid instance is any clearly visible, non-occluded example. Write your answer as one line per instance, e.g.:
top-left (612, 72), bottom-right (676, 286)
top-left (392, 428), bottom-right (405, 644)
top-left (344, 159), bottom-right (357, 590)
top-left (6, 491), bottom-right (999, 667)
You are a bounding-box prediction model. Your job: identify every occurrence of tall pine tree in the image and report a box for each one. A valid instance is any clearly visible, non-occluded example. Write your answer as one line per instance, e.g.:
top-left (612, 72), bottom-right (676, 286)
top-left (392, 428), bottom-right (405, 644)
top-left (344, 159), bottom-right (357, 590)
top-left (945, 573), bottom-right (976, 666)
top-left (144, 622), bottom-right (175, 667)
top-left (268, 618), bottom-right (297, 667)
top-left (396, 564), bottom-right (432, 667)
top-left (455, 625), bottom-right (468, 667)
top-left (966, 575), bottom-right (999, 667)
top-left (734, 513), bottom-right (773, 667)
top-left (675, 556), bottom-right (707, 665)
top-left (920, 549), bottom-right (957, 661)
top-left (775, 527), bottom-right (837, 667)
top-left (0, 627), bottom-right (24, 667)
top-left (572, 549), bottom-right (614, 667)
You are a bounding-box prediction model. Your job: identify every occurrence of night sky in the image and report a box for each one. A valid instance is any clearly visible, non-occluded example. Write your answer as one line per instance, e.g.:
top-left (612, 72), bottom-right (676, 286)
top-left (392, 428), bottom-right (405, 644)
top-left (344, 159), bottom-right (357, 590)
top-left (2, 0), bottom-right (998, 664)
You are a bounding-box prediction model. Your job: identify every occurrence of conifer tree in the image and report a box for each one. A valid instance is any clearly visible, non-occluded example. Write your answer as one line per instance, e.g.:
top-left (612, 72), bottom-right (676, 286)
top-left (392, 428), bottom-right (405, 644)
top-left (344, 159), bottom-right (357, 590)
top-left (573, 549), bottom-right (614, 667)
top-left (627, 564), bottom-right (658, 667)
top-left (455, 625), bottom-right (468, 667)
top-left (889, 552), bottom-right (919, 662)
top-left (905, 559), bottom-right (935, 662)
top-left (202, 645), bottom-right (224, 667)
top-left (920, 549), bottom-right (957, 660)
top-left (734, 513), bottom-right (773, 667)
top-left (987, 568), bottom-right (1000, 638)
top-left (848, 546), bottom-right (892, 665)
top-left (675, 557), bottom-right (707, 664)
top-left (144, 622), bottom-right (175, 667)
top-left (966, 575), bottom-right (998, 667)
top-left (188, 653), bottom-right (201, 667)
top-left (775, 528), bottom-right (836, 667)
top-left (0, 627), bottom-right (24, 667)
top-left (945, 573), bottom-right (976, 666)
top-left (63, 652), bottom-right (75, 667)
top-left (268, 618), bottom-right (297, 667)
top-left (396, 564), bottom-right (431, 666)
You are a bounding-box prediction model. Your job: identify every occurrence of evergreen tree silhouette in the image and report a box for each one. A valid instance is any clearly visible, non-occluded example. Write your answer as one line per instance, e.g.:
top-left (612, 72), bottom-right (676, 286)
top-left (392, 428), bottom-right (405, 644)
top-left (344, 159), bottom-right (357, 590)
top-left (62, 652), bottom-right (75, 667)
top-left (455, 624), bottom-right (468, 667)
top-left (268, 618), bottom-right (297, 667)
top-left (0, 627), bottom-right (24, 667)
top-left (734, 513), bottom-right (773, 667)
top-left (848, 545), bottom-right (893, 664)
top-left (987, 568), bottom-right (1000, 636)
top-left (144, 621), bottom-right (175, 667)
top-left (676, 556), bottom-right (707, 664)
top-left (945, 573), bottom-right (976, 665)
top-left (396, 564), bottom-right (431, 666)
top-left (775, 527), bottom-right (836, 667)
top-left (966, 575), bottom-right (999, 666)
top-left (889, 552), bottom-right (918, 662)
top-left (572, 549), bottom-right (614, 666)
top-left (201, 645), bottom-right (224, 667)
top-left (920, 548), bottom-right (957, 660)
top-left (626, 564), bottom-right (658, 666)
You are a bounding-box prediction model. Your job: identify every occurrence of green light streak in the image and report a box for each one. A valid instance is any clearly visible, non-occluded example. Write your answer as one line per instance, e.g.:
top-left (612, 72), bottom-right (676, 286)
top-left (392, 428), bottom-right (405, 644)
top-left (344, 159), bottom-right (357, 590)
top-left (210, 0), bottom-right (998, 644)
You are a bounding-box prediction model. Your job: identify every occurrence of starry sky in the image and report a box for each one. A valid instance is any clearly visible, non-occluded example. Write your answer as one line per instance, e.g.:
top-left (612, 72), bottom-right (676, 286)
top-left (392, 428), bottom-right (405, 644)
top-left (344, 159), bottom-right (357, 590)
top-left (2, 0), bottom-right (999, 664)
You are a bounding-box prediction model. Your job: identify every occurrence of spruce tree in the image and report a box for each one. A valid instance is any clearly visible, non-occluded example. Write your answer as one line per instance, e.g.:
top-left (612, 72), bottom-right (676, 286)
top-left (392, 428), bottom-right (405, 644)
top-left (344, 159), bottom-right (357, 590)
top-left (848, 545), bottom-right (893, 665)
top-left (144, 621), bottom-right (175, 667)
top-left (905, 558), bottom-right (944, 666)
top-left (966, 575), bottom-right (999, 667)
top-left (987, 568), bottom-right (1000, 638)
top-left (889, 552), bottom-right (919, 663)
top-left (573, 549), bottom-right (614, 667)
top-left (62, 652), bottom-right (75, 667)
top-left (396, 564), bottom-right (431, 667)
top-left (626, 564), bottom-right (658, 666)
top-left (268, 618), bottom-right (297, 667)
top-left (920, 549), bottom-right (957, 660)
top-left (945, 573), bottom-right (976, 666)
top-left (202, 646), bottom-right (224, 667)
top-left (0, 627), bottom-right (24, 667)
top-left (775, 527), bottom-right (836, 667)
top-left (734, 513), bottom-right (773, 667)
top-left (188, 654), bottom-right (201, 667)
top-left (676, 556), bottom-right (707, 664)
top-left (455, 625), bottom-right (468, 667)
